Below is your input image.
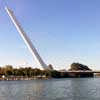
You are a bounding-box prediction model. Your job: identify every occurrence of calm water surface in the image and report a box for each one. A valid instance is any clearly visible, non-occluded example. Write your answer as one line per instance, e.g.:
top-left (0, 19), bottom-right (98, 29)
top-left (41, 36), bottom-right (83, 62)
top-left (0, 78), bottom-right (100, 100)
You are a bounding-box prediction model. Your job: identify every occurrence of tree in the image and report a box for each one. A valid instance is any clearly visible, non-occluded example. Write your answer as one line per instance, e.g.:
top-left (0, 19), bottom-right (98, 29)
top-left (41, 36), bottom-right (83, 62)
top-left (4, 65), bottom-right (13, 76)
top-left (48, 64), bottom-right (53, 70)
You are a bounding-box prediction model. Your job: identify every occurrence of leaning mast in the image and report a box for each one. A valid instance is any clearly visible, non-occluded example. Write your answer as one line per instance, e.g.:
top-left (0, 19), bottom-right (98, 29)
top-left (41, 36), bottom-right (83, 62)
top-left (5, 7), bottom-right (51, 70)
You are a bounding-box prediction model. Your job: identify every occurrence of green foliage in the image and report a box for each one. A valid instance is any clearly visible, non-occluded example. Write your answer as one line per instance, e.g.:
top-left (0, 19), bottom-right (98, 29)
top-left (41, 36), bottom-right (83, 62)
top-left (4, 65), bottom-right (13, 76)
top-left (0, 62), bottom-right (93, 78)
top-left (50, 70), bottom-right (61, 78)
top-left (0, 65), bottom-right (54, 77)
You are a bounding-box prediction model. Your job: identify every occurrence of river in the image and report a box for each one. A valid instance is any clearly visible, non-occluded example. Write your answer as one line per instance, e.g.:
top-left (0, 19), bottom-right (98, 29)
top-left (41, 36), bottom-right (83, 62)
top-left (0, 78), bottom-right (100, 100)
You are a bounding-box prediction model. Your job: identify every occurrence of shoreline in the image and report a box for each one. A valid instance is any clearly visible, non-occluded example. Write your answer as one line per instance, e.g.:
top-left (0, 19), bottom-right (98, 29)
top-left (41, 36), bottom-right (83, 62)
top-left (0, 76), bottom-right (99, 81)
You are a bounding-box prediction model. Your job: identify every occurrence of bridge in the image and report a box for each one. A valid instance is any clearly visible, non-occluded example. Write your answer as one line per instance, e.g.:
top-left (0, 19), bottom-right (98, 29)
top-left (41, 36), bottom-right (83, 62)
top-left (58, 70), bottom-right (100, 77)
top-left (60, 70), bottom-right (100, 73)
top-left (5, 7), bottom-right (100, 74)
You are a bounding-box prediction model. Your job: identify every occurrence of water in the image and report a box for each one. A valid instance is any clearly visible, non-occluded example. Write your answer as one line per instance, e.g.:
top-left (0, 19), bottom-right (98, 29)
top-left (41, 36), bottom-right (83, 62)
top-left (0, 78), bottom-right (100, 100)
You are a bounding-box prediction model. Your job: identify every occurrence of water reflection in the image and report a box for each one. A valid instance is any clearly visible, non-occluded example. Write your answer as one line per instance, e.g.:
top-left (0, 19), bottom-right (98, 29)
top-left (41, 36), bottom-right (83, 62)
top-left (0, 78), bottom-right (100, 100)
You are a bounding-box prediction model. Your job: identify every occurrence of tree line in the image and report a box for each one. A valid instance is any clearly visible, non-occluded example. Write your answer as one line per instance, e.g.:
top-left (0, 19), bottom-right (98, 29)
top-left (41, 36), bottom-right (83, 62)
top-left (0, 63), bottom-right (93, 78)
top-left (0, 65), bottom-right (63, 78)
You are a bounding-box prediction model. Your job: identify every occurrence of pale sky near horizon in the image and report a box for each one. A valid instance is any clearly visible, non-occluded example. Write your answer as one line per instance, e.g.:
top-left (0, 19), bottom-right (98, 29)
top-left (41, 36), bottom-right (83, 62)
top-left (0, 0), bottom-right (100, 70)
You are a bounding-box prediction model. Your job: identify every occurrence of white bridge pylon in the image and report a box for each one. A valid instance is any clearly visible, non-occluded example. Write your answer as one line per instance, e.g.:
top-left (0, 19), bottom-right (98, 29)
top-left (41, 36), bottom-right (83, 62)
top-left (5, 7), bottom-right (52, 70)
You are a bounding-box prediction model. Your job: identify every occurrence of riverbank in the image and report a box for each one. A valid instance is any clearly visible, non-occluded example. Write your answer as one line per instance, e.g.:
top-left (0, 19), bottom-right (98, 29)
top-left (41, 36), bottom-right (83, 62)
top-left (0, 73), bottom-right (95, 81)
top-left (0, 76), bottom-right (50, 81)
top-left (0, 63), bottom-right (94, 80)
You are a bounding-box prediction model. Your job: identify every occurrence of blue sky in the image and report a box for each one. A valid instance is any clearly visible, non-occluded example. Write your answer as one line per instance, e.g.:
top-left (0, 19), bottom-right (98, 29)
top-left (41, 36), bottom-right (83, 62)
top-left (0, 0), bottom-right (100, 70)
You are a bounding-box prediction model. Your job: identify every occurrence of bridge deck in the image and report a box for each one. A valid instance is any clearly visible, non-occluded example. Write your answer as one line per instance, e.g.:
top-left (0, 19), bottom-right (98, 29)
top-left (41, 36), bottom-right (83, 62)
top-left (60, 71), bottom-right (100, 73)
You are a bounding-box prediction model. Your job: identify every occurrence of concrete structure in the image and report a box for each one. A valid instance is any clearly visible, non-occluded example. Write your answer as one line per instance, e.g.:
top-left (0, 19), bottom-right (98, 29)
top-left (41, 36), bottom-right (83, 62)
top-left (5, 7), bottom-right (52, 70)
top-left (60, 70), bottom-right (100, 73)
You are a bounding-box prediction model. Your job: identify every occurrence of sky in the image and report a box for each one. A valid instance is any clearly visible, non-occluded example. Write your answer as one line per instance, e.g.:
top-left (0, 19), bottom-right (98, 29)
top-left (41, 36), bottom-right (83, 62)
top-left (0, 0), bottom-right (100, 70)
